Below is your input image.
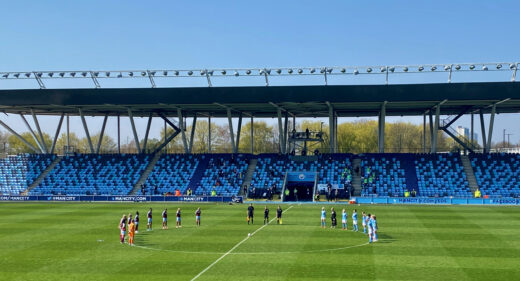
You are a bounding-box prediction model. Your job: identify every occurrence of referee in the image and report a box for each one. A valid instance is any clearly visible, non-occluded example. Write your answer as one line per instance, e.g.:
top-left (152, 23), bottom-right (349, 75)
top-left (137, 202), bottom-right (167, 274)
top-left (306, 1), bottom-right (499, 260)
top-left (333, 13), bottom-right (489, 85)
top-left (276, 205), bottom-right (283, 224)
top-left (263, 206), bottom-right (269, 225)
top-left (247, 204), bottom-right (254, 225)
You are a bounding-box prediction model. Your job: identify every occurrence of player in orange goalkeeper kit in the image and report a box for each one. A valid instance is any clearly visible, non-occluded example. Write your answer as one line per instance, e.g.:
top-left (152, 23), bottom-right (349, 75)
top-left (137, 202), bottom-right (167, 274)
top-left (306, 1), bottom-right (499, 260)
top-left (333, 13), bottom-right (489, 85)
top-left (128, 219), bottom-right (136, 246)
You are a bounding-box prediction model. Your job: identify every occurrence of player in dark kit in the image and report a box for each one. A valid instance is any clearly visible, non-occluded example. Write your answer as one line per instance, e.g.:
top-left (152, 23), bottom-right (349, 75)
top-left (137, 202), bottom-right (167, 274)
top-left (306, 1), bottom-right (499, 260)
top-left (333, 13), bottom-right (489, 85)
top-left (276, 205), bottom-right (283, 224)
top-left (263, 206), bottom-right (269, 225)
top-left (247, 204), bottom-right (254, 225)
top-left (147, 208), bottom-right (152, 231)
top-left (176, 208), bottom-right (182, 228)
top-left (135, 211), bottom-right (140, 233)
top-left (162, 208), bottom-right (168, 230)
top-left (330, 207), bottom-right (337, 228)
top-left (195, 208), bottom-right (201, 226)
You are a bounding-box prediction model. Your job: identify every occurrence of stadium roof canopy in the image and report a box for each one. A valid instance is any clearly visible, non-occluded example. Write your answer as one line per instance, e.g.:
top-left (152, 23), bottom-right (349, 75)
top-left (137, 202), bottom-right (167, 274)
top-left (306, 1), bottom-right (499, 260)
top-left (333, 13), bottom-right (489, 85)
top-left (0, 62), bottom-right (518, 118)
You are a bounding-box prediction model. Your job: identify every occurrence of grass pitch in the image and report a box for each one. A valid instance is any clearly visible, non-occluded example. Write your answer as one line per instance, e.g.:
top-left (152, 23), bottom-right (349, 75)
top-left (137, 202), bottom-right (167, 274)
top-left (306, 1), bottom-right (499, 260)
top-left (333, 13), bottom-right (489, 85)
top-left (0, 202), bottom-right (519, 281)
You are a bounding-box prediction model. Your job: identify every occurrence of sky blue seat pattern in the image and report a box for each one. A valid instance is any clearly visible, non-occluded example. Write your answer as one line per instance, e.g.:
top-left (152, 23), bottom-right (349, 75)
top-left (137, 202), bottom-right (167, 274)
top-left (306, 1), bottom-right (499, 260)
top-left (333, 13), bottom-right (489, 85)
top-left (144, 154), bottom-right (200, 195)
top-left (470, 153), bottom-right (520, 198)
top-left (30, 154), bottom-right (150, 195)
top-left (415, 153), bottom-right (471, 197)
top-left (361, 155), bottom-right (407, 197)
top-left (0, 154), bottom-right (56, 195)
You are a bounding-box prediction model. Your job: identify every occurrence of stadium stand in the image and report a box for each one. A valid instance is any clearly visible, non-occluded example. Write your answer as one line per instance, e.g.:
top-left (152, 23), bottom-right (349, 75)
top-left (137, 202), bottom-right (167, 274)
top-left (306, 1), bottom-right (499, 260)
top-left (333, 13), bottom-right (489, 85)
top-left (143, 154), bottom-right (201, 195)
top-left (470, 153), bottom-right (520, 198)
top-left (30, 154), bottom-right (150, 195)
top-left (195, 154), bottom-right (249, 196)
top-left (415, 153), bottom-right (472, 197)
top-left (0, 154), bottom-right (56, 195)
top-left (361, 154), bottom-right (408, 197)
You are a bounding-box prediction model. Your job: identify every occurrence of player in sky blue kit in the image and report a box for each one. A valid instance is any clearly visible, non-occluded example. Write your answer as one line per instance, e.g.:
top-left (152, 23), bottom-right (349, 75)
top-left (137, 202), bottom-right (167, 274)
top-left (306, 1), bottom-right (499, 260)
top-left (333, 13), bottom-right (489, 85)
top-left (362, 212), bottom-right (367, 233)
top-left (352, 209), bottom-right (358, 232)
top-left (320, 207), bottom-right (326, 228)
top-left (367, 213), bottom-right (374, 243)
top-left (371, 215), bottom-right (378, 242)
top-left (341, 209), bottom-right (348, 230)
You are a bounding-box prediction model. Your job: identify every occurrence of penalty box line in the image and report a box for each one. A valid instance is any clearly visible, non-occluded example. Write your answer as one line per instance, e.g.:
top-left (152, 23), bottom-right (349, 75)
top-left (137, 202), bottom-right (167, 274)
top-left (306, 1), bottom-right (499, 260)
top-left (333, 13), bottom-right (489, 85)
top-left (190, 205), bottom-right (294, 281)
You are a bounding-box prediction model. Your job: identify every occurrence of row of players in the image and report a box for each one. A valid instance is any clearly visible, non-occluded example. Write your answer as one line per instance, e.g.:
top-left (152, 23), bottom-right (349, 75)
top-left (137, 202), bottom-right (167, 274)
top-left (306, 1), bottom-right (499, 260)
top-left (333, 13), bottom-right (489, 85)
top-left (119, 205), bottom-right (379, 246)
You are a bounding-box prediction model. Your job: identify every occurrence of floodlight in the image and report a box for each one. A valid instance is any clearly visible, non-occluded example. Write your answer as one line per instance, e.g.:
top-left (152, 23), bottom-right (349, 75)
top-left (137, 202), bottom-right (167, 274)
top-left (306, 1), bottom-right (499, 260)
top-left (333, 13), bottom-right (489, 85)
top-left (1, 73), bottom-right (7, 78)
top-left (207, 70), bottom-right (214, 76)
top-left (14, 73), bottom-right (20, 78)
top-left (444, 65), bottom-right (450, 71)
top-left (48, 72), bottom-right (54, 77)
top-left (187, 71), bottom-right (193, 76)
top-left (200, 70), bottom-right (206, 75)
top-left (310, 68), bottom-right (316, 73)
top-left (174, 71), bottom-right (179, 76)
top-left (36, 72), bottom-right (43, 77)
top-left (25, 73), bottom-right (31, 78)
top-left (340, 68), bottom-right (346, 73)
top-left (482, 65), bottom-right (488, 71)
top-left (496, 64), bottom-right (502, 69)
top-left (105, 72), bottom-right (110, 77)
top-left (366, 68), bottom-right (372, 73)
top-left (276, 69), bottom-right (282, 74)
top-left (221, 70), bottom-right (226, 75)
top-left (287, 69), bottom-right (293, 74)
top-left (320, 68), bottom-right (326, 74)
top-left (298, 68), bottom-right (303, 74)
top-left (389, 67), bottom-right (395, 72)
top-left (431, 66), bottom-right (437, 71)
top-left (140, 72), bottom-right (146, 76)
top-left (469, 65), bottom-right (475, 70)
top-left (163, 71), bottom-right (168, 76)
top-left (59, 72), bottom-right (65, 77)
top-left (510, 63), bottom-right (516, 70)
top-left (128, 72), bottom-right (134, 77)
top-left (93, 72), bottom-right (99, 77)
top-left (326, 68), bottom-right (332, 73)
top-left (70, 72), bottom-right (76, 77)
top-left (234, 71), bottom-right (239, 76)
top-left (246, 70), bottom-right (251, 75)
top-left (418, 66), bottom-right (424, 71)
top-left (117, 73), bottom-right (123, 78)
top-left (380, 66), bottom-right (386, 72)
top-left (149, 71), bottom-right (156, 76)
top-left (354, 69), bottom-right (359, 75)
top-left (455, 65), bottom-right (461, 70)
top-left (403, 67), bottom-right (408, 72)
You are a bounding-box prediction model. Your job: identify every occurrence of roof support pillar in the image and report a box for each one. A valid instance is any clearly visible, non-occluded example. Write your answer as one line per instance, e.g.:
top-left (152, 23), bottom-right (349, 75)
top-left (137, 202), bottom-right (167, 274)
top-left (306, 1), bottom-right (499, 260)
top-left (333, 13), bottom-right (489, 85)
top-left (284, 112), bottom-right (289, 154)
top-left (227, 109), bottom-right (236, 154)
top-left (208, 116), bottom-right (212, 153)
top-left (328, 103), bottom-right (334, 153)
top-left (479, 110), bottom-right (487, 152)
top-left (432, 104), bottom-right (441, 153)
top-left (19, 114), bottom-right (44, 153)
top-left (128, 109), bottom-right (141, 154)
top-left (423, 113), bottom-right (426, 153)
top-left (142, 113), bottom-right (153, 154)
top-left (188, 115), bottom-right (197, 153)
top-left (96, 114), bottom-right (109, 154)
top-left (0, 119), bottom-right (39, 153)
top-left (250, 116), bottom-right (254, 154)
top-left (31, 109), bottom-right (48, 153)
top-left (117, 115), bottom-right (121, 154)
top-left (177, 109), bottom-right (189, 154)
top-left (66, 114), bottom-right (70, 149)
top-left (429, 111), bottom-right (434, 153)
top-left (470, 113), bottom-right (474, 146)
top-left (79, 108), bottom-right (94, 153)
top-left (378, 102), bottom-right (387, 153)
top-left (50, 113), bottom-right (65, 154)
top-left (486, 104), bottom-right (496, 153)
top-left (235, 113), bottom-right (242, 153)
top-left (277, 108), bottom-right (285, 154)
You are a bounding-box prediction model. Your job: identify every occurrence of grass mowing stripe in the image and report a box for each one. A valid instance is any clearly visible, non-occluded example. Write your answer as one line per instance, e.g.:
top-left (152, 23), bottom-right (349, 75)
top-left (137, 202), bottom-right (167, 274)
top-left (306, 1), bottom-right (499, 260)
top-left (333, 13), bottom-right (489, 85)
top-left (190, 205), bottom-right (294, 281)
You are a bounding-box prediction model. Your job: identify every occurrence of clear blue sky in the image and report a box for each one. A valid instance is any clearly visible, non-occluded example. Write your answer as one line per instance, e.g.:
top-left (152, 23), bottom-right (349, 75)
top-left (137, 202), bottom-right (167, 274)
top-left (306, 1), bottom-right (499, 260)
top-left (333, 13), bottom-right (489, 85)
top-left (0, 1), bottom-right (518, 146)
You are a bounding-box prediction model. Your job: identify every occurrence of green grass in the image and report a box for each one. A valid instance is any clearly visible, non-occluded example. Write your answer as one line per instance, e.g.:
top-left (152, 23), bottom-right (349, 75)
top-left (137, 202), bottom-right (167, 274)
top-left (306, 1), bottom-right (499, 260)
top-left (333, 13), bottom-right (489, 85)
top-left (1, 202), bottom-right (519, 281)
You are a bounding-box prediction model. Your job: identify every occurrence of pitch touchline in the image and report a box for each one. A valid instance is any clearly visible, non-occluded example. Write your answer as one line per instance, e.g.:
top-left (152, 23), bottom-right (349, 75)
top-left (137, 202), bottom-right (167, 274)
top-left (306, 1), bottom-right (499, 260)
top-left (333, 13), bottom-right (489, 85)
top-left (190, 205), bottom-right (294, 281)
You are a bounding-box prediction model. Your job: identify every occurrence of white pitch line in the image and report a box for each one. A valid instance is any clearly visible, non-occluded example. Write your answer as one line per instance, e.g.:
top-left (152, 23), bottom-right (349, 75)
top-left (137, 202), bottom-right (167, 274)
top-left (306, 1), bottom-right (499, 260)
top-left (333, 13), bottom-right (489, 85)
top-left (190, 205), bottom-right (294, 281)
